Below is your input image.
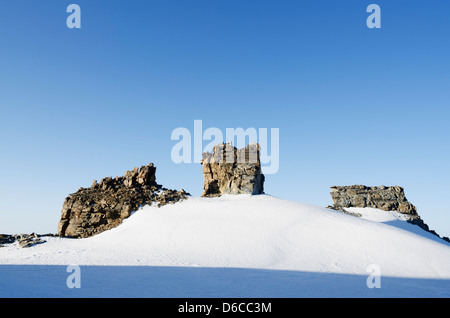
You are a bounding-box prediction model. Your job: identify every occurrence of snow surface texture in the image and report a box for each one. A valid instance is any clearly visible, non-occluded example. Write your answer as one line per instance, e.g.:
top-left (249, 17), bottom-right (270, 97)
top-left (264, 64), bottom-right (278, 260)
top-left (1, 195), bottom-right (449, 297)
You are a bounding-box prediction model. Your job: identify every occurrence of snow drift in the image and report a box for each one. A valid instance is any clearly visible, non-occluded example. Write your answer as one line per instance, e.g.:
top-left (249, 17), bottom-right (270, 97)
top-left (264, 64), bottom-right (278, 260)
top-left (1, 195), bottom-right (449, 280)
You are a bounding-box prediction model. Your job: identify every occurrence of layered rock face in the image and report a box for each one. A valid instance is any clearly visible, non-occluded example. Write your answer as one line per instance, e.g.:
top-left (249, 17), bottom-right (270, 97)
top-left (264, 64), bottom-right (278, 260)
top-left (57, 163), bottom-right (188, 238)
top-left (329, 185), bottom-right (450, 242)
top-left (330, 185), bottom-right (418, 218)
top-left (201, 143), bottom-right (265, 197)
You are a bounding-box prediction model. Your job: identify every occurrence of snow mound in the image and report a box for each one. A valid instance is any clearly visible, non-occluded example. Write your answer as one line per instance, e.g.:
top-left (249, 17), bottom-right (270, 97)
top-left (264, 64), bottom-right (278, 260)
top-left (1, 195), bottom-right (449, 279)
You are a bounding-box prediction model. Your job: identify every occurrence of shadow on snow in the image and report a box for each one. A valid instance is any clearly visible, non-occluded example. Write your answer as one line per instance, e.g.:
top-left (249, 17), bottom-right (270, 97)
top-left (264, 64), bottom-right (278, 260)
top-left (0, 265), bottom-right (449, 298)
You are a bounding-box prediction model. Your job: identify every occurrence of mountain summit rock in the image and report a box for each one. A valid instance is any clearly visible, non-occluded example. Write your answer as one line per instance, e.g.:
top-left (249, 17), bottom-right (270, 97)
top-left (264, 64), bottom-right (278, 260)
top-left (201, 143), bottom-right (265, 197)
top-left (57, 163), bottom-right (188, 238)
top-left (330, 185), bottom-right (418, 217)
top-left (329, 185), bottom-right (449, 242)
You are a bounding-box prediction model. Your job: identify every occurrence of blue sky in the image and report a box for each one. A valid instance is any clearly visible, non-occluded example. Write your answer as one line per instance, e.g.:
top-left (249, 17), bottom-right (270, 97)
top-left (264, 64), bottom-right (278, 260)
top-left (1, 0), bottom-right (449, 237)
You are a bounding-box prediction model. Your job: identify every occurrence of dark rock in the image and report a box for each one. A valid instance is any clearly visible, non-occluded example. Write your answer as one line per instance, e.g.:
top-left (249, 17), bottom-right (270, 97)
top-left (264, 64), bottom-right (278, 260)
top-left (57, 163), bottom-right (189, 238)
top-left (0, 234), bottom-right (15, 246)
top-left (0, 233), bottom-right (48, 248)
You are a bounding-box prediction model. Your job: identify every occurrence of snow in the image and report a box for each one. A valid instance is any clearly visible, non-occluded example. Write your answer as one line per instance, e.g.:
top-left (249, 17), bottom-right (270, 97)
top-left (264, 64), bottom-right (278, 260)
top-left (1, 194), bottom-right (449, 297)
top-left (346, 207), bottom-right (411, 223)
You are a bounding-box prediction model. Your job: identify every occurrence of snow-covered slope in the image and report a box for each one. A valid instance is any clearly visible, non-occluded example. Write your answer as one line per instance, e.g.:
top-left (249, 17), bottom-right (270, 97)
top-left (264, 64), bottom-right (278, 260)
top-left (1, 195), bottom-right (449, 279)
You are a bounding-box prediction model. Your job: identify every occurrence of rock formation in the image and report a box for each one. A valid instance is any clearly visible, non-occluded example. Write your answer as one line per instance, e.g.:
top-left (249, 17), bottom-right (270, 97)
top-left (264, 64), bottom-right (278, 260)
top-left (329, 185), bottom-right (449, 243)
top-left (0, 234), bottom-right (15, 248)
top-left (201, 143), bottom-right (265, 197)
top-left (0, 233), bottom-right (50, 248)
top-left (57, 163), bottom-right (189, 238)
top-left (330, 185), bottom-right (418, 217)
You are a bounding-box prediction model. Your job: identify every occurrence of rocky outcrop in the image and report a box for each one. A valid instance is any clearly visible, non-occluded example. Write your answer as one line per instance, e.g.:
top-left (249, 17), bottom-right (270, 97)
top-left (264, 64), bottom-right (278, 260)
top-left (330, 185), bottom-right (418, 218)
top-left (201, 143), bottom-right (264, 197)
top-left (0, 233), bottom-right (50, 248)
top-left (0, 234), bottom-right (15, 247)
top-left (57, 163), bottom-right (189, 238)
top-left (329, 185), bottom-right (449, 243)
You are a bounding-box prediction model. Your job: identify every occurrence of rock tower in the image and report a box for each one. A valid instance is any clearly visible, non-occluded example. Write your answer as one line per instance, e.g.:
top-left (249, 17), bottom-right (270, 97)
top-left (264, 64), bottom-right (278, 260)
top-left (201, 143), bottom-right (265, 197)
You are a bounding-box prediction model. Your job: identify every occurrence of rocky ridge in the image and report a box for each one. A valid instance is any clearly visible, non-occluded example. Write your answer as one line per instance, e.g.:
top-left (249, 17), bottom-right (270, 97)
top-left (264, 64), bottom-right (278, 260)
top-left (2, 153), bottom-right (448, 247)
top-left (328, 185), bottom-right (449, 243)
top-left (329, 185), bottom-right (418, 217)
top-left (57, 163), bottom-right (189, 238)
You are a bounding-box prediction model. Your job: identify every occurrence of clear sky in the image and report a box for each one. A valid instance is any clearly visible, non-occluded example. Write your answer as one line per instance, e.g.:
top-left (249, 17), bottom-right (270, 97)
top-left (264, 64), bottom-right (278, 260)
top-left (1, 1), bottom-right (449, 237)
